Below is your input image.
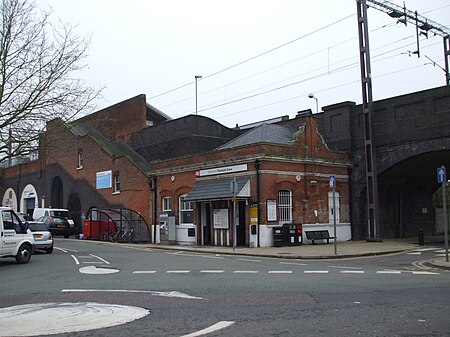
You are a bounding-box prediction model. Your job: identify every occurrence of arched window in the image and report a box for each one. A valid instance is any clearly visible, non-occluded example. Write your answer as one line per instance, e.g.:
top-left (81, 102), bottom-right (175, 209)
top-left (278, 189), bottom-right (293, 224)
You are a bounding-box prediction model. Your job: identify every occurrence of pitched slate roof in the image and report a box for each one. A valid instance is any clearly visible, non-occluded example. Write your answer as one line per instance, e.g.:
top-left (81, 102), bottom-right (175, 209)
top-left (215, 123), bottom-right (294, 150)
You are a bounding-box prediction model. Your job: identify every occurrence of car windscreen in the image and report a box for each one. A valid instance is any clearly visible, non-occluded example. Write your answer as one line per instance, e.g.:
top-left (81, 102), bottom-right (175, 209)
top-left (28, 223), bottom-right (49, 231)
top-left (51, 211), bottom-right (70, 218)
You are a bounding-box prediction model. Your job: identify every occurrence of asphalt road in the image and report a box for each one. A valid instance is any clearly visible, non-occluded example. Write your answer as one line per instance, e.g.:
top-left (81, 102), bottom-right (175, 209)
top-left (1, 239), bottom-right (449, 337)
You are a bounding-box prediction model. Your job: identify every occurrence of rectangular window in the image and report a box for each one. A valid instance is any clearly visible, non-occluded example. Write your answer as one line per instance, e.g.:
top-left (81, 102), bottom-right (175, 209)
top-left (278, 190), bottom-right (293, 224)
top-left (78, 150), bottom-right (84, 169)
top-left (162, 197), bottom-right (171, 211)
top-left (179, 195), bottom-right (193, 224)
top-left (113, 174), bottom-right (120, 193)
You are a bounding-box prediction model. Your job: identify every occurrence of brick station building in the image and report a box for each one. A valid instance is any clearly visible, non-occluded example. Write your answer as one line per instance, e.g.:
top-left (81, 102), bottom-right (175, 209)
top-left (1, 94), bottom-right (351, 247)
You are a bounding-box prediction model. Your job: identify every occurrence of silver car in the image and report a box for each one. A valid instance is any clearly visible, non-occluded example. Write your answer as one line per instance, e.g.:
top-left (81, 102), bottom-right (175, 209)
top-left (27, 222), bottom-right (54, 254)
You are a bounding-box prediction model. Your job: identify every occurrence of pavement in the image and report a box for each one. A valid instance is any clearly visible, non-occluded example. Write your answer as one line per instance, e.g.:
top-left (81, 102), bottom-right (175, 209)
top-left (137, 237), bottom-right (450, 271)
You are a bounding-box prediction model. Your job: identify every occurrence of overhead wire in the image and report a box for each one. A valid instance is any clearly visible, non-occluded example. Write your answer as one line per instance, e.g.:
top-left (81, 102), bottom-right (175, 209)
top-left (194, 38), bottom-right (442, 117)
top-left (148, 12), bottom-right (356, 101)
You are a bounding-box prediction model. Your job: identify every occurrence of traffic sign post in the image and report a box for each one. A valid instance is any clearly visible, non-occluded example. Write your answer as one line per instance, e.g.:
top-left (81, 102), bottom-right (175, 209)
top-left (330, 176), bottom-right (337, 255)
top-left (230, 177), bottom-right (238, 251)
top-left (438, 166), bottom-right (448, 262)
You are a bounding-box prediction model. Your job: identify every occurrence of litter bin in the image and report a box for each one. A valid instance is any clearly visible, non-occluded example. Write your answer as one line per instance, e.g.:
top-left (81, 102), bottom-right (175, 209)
top-left (282, 223), bottom-right (303, 246)
top-left (273, 227), bottom-right (283, 247)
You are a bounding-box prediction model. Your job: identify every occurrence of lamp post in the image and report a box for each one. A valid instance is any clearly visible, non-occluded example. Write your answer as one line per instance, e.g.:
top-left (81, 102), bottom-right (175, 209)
top-left (308, 93), bottom-right (319, 114)
top-left (195, 75), bottom-right (202, 115)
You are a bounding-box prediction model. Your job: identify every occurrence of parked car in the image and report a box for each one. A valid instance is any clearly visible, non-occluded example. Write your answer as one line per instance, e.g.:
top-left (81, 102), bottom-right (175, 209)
top-left (27, 222), bottom-right (53, 254)
top-left (32, 208), bottom-right (75, 235)
top-left (36, 215), bottom-right (71, 238)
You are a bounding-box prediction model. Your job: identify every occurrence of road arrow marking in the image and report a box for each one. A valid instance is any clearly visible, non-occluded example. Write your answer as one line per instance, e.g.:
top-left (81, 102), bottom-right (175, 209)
top-left (180, 321), bottom-right (235, 337)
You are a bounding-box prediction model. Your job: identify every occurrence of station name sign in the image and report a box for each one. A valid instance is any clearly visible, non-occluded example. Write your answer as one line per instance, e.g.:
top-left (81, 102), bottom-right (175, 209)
top-left (195, 164), bottom-right (247, 177)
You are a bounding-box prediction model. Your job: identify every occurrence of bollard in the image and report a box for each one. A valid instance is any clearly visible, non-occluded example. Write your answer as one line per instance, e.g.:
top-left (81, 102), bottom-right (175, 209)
top-left (418, 228), bottom-right (424, 246)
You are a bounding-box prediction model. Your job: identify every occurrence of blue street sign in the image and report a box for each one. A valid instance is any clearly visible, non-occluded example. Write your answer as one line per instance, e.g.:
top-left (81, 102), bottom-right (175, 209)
top-left (329, 175), bottom-right (336, 189)
top-left (437, 166), bottom-right (446, 184)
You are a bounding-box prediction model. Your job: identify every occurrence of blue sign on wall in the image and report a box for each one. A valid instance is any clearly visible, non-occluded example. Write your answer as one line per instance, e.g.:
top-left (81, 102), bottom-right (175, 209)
top-left (96, 170), bottom-right (112, 189)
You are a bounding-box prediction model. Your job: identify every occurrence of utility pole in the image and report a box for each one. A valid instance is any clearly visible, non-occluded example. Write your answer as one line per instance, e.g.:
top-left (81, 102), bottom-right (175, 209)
top-left (357, 0), bottom-right (380, 240)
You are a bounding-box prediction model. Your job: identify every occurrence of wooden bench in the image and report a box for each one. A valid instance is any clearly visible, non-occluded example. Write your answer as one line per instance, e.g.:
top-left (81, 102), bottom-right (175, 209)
top-left (305, 230), bottom-right (335, 244)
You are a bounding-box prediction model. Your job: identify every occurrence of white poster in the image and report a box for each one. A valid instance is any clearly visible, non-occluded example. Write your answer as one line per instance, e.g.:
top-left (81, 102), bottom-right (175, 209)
top-left (213, 209), bottom-right (229, 229)
top-left (267, 199), bottom-right (277, 222)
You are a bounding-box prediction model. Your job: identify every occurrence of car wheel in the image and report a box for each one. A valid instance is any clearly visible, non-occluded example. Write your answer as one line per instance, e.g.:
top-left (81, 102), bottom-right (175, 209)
top-left (45, 246), bottom-right (54, 254)
top-left (16, 244), bottom-right (32, 264)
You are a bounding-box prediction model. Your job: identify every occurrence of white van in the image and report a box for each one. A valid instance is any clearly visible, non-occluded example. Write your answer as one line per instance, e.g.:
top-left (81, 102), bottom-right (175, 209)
top-left (33, 208), bottom-right (75, 238)
top-left (0, 207), bottom-right (36, 264)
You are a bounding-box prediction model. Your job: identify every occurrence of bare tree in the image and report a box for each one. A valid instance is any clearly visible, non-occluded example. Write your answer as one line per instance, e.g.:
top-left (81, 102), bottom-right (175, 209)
top-left (0, 0), bottom-right (102, 165)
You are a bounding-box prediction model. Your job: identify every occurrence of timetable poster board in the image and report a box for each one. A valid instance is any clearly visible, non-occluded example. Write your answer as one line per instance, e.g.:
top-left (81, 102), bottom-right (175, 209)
top-left (213, 209), bottom-right (229, 229)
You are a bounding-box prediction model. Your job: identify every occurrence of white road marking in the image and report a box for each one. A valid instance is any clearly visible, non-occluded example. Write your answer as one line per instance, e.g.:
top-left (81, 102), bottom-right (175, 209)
top-left (435, 254), bottom-right (447, 257)
top-left (166, 270), bottom-right (191, 274)
top-left (433, 249), bottom-right (447, 253)
top-left (0, 302), bottom-right (149, 336)
top-left (412, 271), bottom-right (440, 275)
top-left (413, 248), bottom-right (439, 252)
top-left (55, 247), bottom-right (78, 253)
top-left (71, 255), bottom-right (80, 265)
top-left (79, 266), bottom-right (119, 274)
top-left (89, 254), bottom-right (110, 264)
top-left (62, 289), bottom-right (203, 300)
top-left (268, 270), bottom-right (293, 274)
top-left (407, 252), bottom-right (422, 255)
top-left (304, 270), bottom-right (329, 274)
top-left (133, 271), bottom-right (157, 274)
top-left (180, 321), bottom-right (235, 337)
top-left (376, 270), bottom-right (401, 274)
top-left (201, 255), bottom-right (224, 259)
top-left (340, 270), bottom-right (365, 274)
top-left (233, 270), bottom-right (258, 274)
top-left (200, 270), bottom-right (224, 273)
top-left (237, 258), bottom-right (261, 263)
top-left (280, 261), bottom-right (308, 266)
top-left (328, 265), bottom-right (363, 270)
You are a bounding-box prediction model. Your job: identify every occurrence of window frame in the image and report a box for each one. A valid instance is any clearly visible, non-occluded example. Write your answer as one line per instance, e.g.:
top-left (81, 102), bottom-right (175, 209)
top-left (277, 189), bottom-right (293, 224)
top-left (162, 196), bottom-right (172, 211)
top-left (179, 194), bottom-right (193, 225)
top-left (113, 174), bottom-right (120, 194)
top-left (77, 150), bottom-right (84, 169)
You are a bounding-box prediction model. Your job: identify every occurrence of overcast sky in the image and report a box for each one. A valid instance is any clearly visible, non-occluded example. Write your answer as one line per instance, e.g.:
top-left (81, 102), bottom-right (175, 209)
top-left (36, 0), bottom-right (450, 127)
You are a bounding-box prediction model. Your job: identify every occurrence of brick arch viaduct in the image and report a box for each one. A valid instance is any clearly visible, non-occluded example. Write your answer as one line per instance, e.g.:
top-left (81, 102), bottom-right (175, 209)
top-left (317, 85), bottom-right (450, 239)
